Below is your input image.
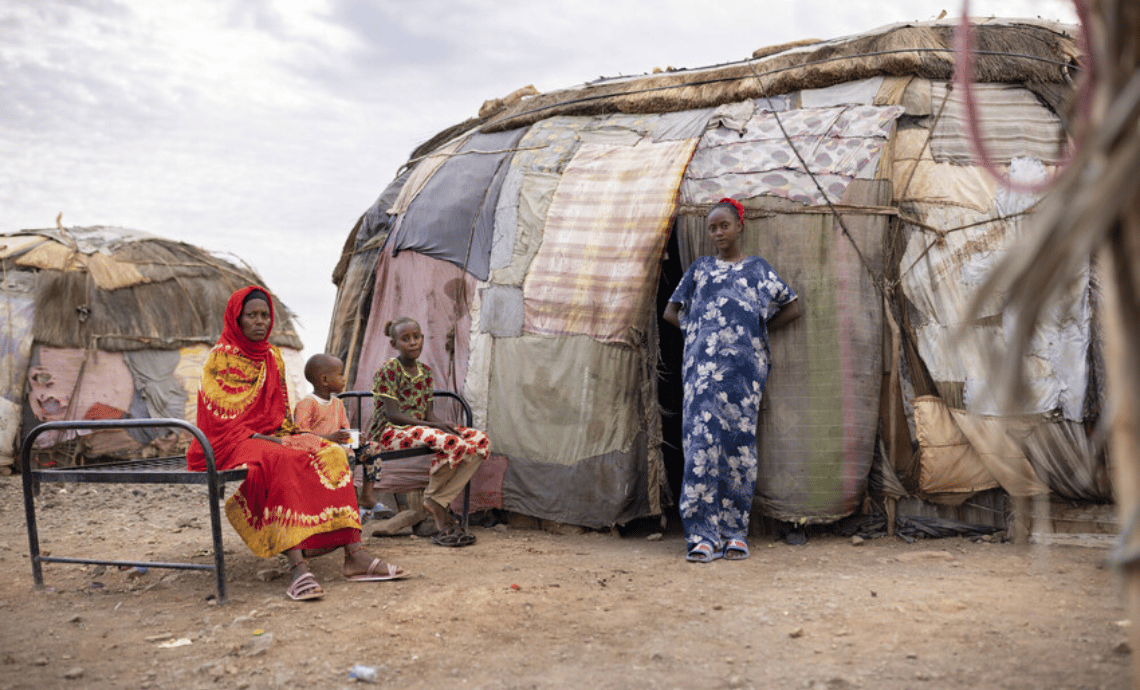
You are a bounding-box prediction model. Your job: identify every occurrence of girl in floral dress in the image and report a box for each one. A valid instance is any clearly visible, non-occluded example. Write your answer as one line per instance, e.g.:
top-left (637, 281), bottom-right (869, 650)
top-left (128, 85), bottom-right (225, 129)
top-left (663, 198), bottom-right (801, 562)
top-left (370, 316), bottom-right (489, 547)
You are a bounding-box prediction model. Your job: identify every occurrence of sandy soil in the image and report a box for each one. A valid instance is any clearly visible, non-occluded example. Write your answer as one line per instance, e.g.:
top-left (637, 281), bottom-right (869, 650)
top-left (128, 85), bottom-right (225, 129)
top-left (0, 477), bottom-right (1130, 690)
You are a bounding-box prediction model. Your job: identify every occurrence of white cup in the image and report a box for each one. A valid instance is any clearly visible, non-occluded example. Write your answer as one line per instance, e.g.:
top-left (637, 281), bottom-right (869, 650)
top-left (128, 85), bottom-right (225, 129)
top-left (346, 429), bottom-right (361, 447)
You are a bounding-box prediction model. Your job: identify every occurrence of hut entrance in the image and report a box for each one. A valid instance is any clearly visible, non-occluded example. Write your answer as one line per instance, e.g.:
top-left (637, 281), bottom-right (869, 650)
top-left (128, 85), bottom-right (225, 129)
top-left (656, 224), bottom-right (686, 519)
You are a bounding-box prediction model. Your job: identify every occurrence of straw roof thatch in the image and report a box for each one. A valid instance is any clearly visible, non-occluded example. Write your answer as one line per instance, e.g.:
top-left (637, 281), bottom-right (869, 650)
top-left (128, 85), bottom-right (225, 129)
top-left (406, 18), bottom-right (1078, 164)
top-left (1, 226), bottom-right (302, 351)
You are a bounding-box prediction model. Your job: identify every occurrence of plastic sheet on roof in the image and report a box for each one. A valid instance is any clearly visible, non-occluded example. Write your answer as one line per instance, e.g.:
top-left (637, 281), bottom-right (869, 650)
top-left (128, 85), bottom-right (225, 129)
top-left (800, 76), bottom-right (885, 108)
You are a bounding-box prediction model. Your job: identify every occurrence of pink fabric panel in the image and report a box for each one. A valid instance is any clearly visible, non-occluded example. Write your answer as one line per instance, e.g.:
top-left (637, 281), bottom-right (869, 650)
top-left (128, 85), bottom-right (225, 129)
top-left (372, 453), bottom-right (506, 513)
top-left (374, 455), bottom-right (431, 493)
top-left (449, 453), bottom-right (507, 513)
top-left (28, 347), bottom-right (135, 448)
top-left (352, 250), bottom-right (476, 431)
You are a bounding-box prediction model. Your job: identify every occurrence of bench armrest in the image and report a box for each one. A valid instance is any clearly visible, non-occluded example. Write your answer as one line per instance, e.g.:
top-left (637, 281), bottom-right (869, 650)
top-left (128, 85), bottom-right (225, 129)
top-left (336, 390), bottom-right (473, 431)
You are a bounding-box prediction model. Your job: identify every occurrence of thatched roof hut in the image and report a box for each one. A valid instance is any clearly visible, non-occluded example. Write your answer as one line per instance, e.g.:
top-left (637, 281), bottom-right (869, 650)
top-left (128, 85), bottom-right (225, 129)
top-left (1, 225), bottom-right (304, 469)
top-left (330, 18), bottom-right (1101, 531)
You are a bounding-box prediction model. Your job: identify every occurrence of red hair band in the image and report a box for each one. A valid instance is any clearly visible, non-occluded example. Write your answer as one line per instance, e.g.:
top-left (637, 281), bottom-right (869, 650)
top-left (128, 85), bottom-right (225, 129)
top-left (718, 197), bottom-right (744, 223)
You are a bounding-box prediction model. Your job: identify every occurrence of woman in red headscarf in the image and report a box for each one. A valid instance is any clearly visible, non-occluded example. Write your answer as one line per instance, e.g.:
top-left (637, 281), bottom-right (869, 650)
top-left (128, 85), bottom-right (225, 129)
top-left (188, 286), bottom-right (406, 601)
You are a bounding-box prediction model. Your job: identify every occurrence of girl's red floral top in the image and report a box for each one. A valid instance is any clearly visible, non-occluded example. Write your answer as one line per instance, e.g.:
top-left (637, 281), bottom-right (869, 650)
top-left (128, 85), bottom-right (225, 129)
top-left (370, 357), bottom-right (432, 437)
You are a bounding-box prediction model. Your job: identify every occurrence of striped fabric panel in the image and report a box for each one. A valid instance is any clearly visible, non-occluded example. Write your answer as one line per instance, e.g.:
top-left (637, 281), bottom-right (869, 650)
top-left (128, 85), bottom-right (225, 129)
top-left (929, 82), bottom-right (1066, 165)
top-left (522, 138), bottom-right (697, 344)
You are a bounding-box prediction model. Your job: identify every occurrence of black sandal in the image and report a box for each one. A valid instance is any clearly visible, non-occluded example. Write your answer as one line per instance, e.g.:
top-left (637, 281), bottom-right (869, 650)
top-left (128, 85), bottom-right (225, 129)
top-left (431, 524), bottom-right (476, 547)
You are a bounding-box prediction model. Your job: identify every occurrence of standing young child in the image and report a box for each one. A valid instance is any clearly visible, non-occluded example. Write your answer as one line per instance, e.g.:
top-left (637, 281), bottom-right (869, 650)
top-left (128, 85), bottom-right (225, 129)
top-left (370, 316), bottom-right (489, 547)
top-left (295, 353), bottom-right (393, 522)
top-left (663, 197), bottom-right (802, 562)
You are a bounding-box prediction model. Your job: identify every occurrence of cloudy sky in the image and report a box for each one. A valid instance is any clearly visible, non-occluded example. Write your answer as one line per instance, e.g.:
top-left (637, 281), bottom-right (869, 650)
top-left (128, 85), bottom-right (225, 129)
top-left (0, 0), bottom-right (1077, 372)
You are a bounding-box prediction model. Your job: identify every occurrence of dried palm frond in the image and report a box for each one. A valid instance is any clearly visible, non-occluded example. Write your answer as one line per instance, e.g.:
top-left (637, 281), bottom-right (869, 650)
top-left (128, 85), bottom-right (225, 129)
top-left (958, 0), bottom-right (1140, 681)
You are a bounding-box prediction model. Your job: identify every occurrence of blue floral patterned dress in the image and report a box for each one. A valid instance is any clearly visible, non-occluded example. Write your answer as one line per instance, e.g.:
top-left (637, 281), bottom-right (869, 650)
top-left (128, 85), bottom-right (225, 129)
top-left (669, 255), bottom-right (797, 552)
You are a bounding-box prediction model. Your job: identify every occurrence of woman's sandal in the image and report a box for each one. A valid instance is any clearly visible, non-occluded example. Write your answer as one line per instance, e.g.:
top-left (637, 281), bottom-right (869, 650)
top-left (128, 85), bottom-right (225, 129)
top-left (685, 541), bottom-right (722, 563)
top-left (723, 538), bottom-right (750, 560)
top-left (285, 560), bottom-right (324, 601)
top-left (344, 543), bottom-right (409, 581)
top-left (431, 524), bottom-right (476, 548)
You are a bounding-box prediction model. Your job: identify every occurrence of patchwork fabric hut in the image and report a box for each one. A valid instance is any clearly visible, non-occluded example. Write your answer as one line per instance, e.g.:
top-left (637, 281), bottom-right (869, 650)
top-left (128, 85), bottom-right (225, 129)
top-left (329, 18), bottom-right (1102, 530)
top-left (1, 225), bottom-right (305, 470)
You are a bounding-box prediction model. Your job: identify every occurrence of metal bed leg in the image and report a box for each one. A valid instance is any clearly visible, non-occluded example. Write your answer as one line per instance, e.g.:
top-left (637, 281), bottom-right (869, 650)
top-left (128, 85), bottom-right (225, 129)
top-left (462, 484), bottom-right (470, 532)
top-left (207, 475), bottom-right (228, 604)
top-left (21, 461), bottom-right (44, 589)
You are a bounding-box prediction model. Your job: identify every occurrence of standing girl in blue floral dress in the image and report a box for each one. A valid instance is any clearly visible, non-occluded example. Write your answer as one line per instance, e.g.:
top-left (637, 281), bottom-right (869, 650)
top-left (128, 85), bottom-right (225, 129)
top-left (663, 198), bottom-right (801, 562)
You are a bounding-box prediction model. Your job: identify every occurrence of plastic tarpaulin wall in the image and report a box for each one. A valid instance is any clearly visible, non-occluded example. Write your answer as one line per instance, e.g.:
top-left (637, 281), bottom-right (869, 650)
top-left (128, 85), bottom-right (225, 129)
top-left (675, 89), bottom-right (895, 522)
top-left (487, 335), bottom-right (651, 527)
top-left (344, 63), bottom-right (1103, 525)
top-left (123, 349), bottom-right (188, 445)
top-left (455, 112), bottom-right (698, 525)
top-left (331, 169), bottom-right (412, 377)
top-left (26, 346), bottom-right (135, 449)
top-left (899, 210), bottom-right (1090, 421)
top-left (0, 271), bottom-right (35, 406)
top-left (888, 78), bottom-right (1103, 502)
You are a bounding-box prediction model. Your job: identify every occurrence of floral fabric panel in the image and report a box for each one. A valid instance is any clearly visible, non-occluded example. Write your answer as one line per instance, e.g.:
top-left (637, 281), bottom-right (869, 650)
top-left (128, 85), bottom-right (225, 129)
top-left (682, 102), bottom-right (904, 206)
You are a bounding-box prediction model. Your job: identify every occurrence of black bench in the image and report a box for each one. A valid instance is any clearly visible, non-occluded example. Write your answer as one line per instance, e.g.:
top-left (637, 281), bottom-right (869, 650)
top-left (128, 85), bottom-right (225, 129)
top-left (20, 390), bottom-right (475, 605)
top-left (21, 418), bottom-right (245, 604)
top-left (337, 390), bottom-right (472, 531)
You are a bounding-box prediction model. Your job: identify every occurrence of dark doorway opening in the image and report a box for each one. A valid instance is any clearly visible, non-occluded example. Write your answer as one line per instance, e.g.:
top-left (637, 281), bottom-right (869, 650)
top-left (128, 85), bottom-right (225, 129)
top-left (656, 224), bottom-right (686, 527)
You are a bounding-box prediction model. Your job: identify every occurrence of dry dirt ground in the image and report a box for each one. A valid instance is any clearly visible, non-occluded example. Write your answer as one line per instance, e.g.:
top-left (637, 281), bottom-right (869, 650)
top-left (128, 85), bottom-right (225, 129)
top-left (0, 477), bottom-right (1130, 690)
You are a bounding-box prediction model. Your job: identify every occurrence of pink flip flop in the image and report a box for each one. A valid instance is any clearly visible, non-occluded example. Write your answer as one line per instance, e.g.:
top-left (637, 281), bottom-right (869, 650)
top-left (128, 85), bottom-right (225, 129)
top-left (286, 572), bottom-right (325, 601)
top-left (347, 558), bottom-right (408, 582)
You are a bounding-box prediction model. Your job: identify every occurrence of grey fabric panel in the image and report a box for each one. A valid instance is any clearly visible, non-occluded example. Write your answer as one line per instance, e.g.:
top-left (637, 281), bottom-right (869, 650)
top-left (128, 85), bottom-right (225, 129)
top-left (359, 169), bottom-right (412, 251)
top-left (390, 128), bottom-right (527, 280)
top-left (479, 285), bottom-right (524, 337)
top-left (753, 179), bottom-right (889, 523)
top-left (127, 389), bottom-right (161, 444)
top-left (645, 108), bottom-right (715, 141)
top-left (502, 433), bottom-right (653, 528)
top-left (122, 349), bottom-right (186, 443)
top-left (489, 163), bottom-right (524, 270)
